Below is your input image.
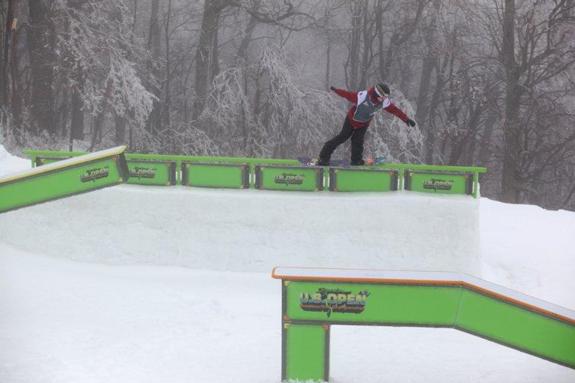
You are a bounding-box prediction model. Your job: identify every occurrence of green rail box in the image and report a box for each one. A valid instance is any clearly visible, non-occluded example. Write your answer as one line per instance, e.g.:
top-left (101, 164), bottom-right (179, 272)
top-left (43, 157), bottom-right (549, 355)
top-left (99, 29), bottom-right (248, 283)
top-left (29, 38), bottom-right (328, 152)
top-left (127, 160), bottom-right (177, 186)
top-left (329, 167), bottom-right (399, 192)
top-left (404, 170), bottom-right (474, 195)
top-left (181, 162), bottom-right (250, 189)
top-left (255, 165), bottom-right (323, 192)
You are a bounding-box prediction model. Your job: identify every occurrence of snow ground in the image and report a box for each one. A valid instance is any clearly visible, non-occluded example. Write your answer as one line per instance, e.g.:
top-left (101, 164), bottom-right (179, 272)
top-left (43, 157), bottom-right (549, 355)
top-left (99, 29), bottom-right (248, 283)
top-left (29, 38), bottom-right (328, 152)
top-left (0, 146), bottom-right (574, 382)
top-left (0, 145), bottom-right (29, 177)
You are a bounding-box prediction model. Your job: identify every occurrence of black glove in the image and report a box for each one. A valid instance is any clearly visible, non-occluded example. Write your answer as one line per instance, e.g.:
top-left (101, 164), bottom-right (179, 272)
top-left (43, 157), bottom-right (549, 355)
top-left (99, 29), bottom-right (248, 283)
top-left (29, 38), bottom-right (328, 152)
top-left (406, 118), bottom-right (416, 127)
top-left (330, 86), bottom-right (336, 91)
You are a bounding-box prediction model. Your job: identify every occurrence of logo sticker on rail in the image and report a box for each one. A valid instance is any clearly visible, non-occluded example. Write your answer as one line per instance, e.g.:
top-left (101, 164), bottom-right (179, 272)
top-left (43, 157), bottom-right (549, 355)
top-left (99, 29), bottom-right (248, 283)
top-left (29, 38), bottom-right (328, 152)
top-left (274, 173), bottom-right (304, 186)
top-left (299, 288), bottom-right (369, 317)
top-left (129, 167), bottom-right (157, 179)
top-left (81, 167), bottom-right (110, 183)
top-left (423, 178), bottom-right (453, 191)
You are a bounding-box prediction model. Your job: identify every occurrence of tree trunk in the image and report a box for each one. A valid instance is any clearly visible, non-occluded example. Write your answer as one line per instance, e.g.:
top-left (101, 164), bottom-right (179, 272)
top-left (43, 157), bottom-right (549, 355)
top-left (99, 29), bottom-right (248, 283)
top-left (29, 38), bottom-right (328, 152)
top-left (89, 79), bottom-right (113, 151)
top-left (9, 21), bottom-right (22, 134)
top-left (115, 114), bottom-right (126, 145)
top-left (501, 0), bottom-right (522, 203)
top-left (1, 0), bottom-right (17, 107)
top-left (193, 0), bottom-right (225, 119)
top-left (425, 58), bottom-right (447, 164)
top-left (477, 93), bottom-right (499, 166)
top-left (348, 2), bottom-right (362, 89)
top-left (417, 0), bottom-right (441, 163)
top-left (376, 0), bottom-right (384, 83)
top-left (148, 0), bottom-right (161, 60)
top-left (358, 2), bottom-right (371, 89)
top-left (146, 0), bottom-right (162, 134)
top-left (324, 3), bottom-right (331, 90)
top-left (164, 0), bottom-right (173, 130)
top-left (236, 15), bottom-right (257, 63)
top-left (418, 58), bottom-right (436, 163)
top-left (28, 0), bottom-right (56, 135)
top-left (70, 67), bottom-right (85, 141)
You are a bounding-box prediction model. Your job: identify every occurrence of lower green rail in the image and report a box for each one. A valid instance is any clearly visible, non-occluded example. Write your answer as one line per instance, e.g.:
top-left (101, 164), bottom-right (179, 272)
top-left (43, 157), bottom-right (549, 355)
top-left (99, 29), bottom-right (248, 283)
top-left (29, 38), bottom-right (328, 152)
top-left (272, 267), bottom-right (575, 382)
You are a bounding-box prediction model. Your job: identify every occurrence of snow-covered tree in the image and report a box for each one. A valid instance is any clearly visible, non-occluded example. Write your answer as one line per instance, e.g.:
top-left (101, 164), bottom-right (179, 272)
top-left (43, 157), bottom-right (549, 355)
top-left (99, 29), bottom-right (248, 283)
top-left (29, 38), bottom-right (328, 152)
top-left (53, 0), bottom-right (155, 149)
top-left (199, 48), bottom-right (341, 158)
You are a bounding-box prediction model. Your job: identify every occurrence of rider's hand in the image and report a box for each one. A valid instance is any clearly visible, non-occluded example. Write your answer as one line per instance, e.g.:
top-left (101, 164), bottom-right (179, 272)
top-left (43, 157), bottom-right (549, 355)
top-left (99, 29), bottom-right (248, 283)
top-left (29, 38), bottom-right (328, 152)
top-left (406, 118), bottom-right (416, 127)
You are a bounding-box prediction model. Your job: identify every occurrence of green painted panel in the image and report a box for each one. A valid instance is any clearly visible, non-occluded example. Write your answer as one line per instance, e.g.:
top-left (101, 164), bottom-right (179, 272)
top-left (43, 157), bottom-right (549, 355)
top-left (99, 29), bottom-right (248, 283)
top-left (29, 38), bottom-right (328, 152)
top-left (456, 290), bottom-right (575, 367)
top-left (329, 168), bottom-right (398, 192)
top-left (0, 157), bottom-right (126, 213)
top-left (255, 166), bottom-right (323, 192)
top-left (284, 324), bottom-right (326, 381)
top-left (405, 171), bottom-right (473, 195)
top-left (127, 160), bottom-right (176, 186)
top-left (285, 281), bottom-right (460, 326)
top-left (182, 162), bottom-right (249, 189)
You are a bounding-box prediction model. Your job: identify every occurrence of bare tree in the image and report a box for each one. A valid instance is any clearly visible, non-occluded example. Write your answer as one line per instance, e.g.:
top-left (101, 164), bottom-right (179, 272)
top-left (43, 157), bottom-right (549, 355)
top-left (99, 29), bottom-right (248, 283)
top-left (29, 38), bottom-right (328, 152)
top-left (498, 0), bottom-right (575, 203)
top-left (28, 0), bottom-right (56, 135)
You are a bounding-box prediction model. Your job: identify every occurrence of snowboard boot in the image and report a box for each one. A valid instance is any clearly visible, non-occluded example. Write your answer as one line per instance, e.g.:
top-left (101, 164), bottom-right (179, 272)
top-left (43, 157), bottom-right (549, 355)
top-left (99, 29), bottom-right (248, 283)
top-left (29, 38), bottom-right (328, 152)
top-left (316, 158), bottom-right (330, 166)
top-left (350, 159), bottom-right (365, 166)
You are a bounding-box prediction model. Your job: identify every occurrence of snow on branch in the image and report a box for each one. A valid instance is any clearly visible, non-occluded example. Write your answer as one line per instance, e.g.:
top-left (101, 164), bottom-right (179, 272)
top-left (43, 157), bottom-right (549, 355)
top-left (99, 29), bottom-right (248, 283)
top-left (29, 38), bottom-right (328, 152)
top-left (54, 0), bottom-right (155, 127)
top-left (199, 47), bottom-right (340, 158)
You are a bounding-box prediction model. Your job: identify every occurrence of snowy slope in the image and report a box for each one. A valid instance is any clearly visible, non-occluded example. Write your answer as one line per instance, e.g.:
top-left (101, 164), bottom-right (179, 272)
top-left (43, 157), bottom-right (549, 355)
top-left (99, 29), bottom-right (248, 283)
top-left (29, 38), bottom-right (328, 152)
top-left (0, 186), bottom-right (481, 274)
top-left (0, 184), bottom-right (573, 308)
top-left (1, 147), bottom-right (574, 383)
top-left (0, 145), bottom-right (29, 177)
top-left (1, 248), bottom-right (573, 383)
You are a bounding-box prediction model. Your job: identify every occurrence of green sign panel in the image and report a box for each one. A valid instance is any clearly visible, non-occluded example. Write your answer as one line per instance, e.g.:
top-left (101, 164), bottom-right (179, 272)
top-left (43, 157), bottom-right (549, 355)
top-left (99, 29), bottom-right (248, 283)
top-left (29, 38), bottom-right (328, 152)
top-left (405, 170), bottom-right (473, 195)
top-left (329, 168), bottom-right (398, 192)
top-left (182, 162), bottom-right (249, 189)
top-left (255, 165), bottom-right (323, 191)
top-left (286, 281), bottom-right (460, 325)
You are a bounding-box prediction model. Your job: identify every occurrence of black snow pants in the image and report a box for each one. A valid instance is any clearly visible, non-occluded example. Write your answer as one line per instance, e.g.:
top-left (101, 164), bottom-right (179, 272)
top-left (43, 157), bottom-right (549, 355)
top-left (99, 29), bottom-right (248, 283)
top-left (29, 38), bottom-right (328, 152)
top-left (318, 117), bottom-right (368, 164)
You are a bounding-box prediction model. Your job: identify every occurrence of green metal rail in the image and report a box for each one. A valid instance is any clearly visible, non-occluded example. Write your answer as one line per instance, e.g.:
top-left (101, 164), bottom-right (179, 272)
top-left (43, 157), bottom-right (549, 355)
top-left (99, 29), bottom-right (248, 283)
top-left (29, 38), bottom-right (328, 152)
top-left (273, 267), bottom-right (575, 382)
top-left (24, 149), bottom-right (487, 197)
top-left (1, 146), bottom-right (129, 213)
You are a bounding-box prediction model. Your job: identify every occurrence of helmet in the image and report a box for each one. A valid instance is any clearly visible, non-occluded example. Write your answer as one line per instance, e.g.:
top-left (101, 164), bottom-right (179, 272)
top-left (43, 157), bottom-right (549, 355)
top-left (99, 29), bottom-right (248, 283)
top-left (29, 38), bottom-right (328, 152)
top-left (374, 83), bottom-right (390, 98)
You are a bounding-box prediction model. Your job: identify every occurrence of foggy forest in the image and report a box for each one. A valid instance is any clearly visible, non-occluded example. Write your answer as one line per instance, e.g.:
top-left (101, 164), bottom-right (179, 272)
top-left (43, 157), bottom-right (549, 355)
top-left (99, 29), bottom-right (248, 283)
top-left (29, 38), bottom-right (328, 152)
top-left (1, 0), bottom-right (574, 210)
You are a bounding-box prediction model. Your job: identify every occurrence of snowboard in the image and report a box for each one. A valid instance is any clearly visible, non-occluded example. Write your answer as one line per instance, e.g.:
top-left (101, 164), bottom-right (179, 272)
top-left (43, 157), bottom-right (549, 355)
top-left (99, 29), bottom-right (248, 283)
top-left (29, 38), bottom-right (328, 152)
top-left (297, 156), bottom-right (385, 167)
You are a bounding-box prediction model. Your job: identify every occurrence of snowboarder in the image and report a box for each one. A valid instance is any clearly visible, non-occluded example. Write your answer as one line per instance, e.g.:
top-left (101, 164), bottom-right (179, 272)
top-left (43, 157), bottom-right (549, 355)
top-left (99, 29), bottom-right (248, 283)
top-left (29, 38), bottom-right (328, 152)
top-left (317, 83), bottom-right (416, 166)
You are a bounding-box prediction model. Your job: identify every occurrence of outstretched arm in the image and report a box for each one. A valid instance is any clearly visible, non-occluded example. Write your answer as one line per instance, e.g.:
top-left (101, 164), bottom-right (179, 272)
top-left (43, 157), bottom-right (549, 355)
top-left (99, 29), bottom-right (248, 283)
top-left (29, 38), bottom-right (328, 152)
top-left (384, 103), bottom-right (416, 127)
top-left (330, 86), bottom-right (357, 104)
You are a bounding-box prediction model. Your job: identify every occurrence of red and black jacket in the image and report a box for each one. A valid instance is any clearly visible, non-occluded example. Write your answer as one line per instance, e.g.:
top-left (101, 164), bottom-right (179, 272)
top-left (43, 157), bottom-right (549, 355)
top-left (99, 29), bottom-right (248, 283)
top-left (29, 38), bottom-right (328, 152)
top-left (332, 87), bottom-right (409, 129)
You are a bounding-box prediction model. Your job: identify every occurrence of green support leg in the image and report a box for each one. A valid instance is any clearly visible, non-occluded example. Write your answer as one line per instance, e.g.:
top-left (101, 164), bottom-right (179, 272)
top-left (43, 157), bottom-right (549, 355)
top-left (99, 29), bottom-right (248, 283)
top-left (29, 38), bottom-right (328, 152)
top-left (283, 323), bottom-right (329, 382)
top-left (472, 172), bottom-right (480, 198)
